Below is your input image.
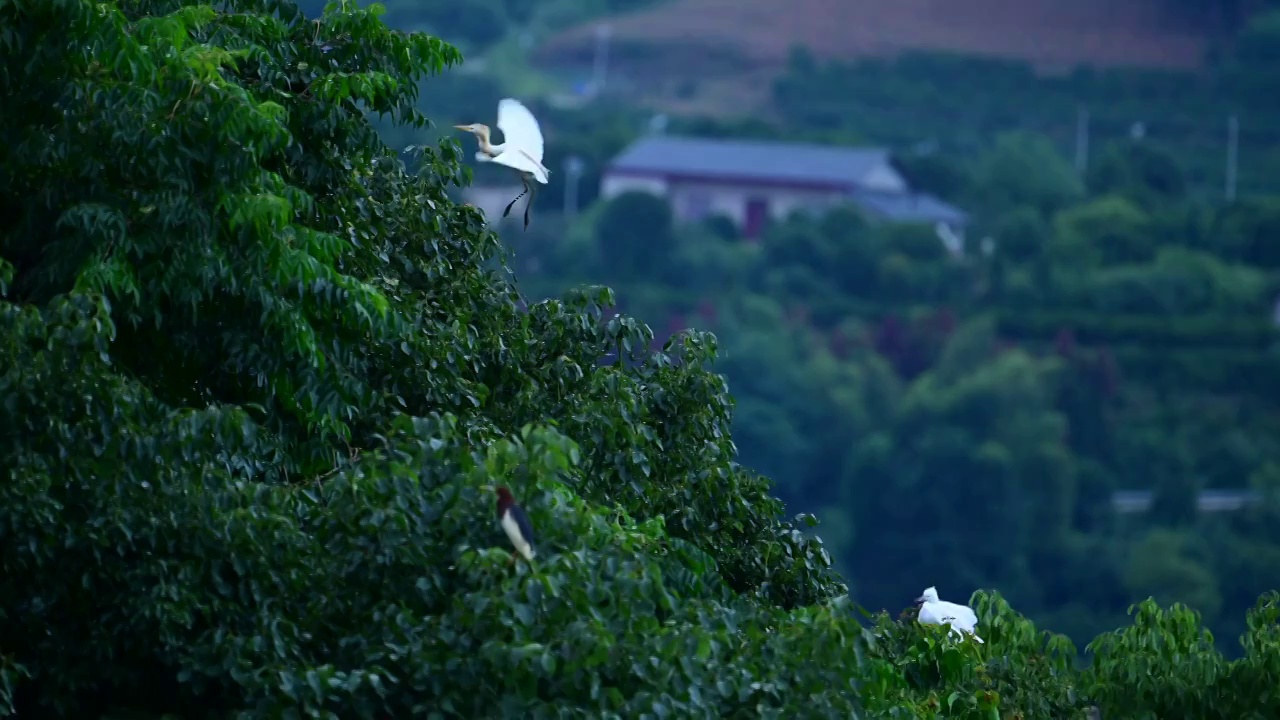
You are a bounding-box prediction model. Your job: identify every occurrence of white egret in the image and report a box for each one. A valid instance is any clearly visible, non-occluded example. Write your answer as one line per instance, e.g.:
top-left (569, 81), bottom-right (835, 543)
top-left (454, 98), bottom-right (550, 230)
top-left (915, 586), bottom-right (983, 643)
top-left (934, 221), bottom-right (964, 257)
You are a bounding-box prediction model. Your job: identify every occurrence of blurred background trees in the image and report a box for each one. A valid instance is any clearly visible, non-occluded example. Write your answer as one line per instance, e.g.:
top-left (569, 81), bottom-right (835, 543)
top-left (449, 0), bottom-right (1280, 654)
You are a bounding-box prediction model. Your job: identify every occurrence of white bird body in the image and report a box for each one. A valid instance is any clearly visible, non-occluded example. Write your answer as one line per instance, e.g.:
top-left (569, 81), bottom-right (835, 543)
top-left (474, 148), bottom-right (549, 184)
top-left (916, 586), bottom-right (983, 643)
top-left (500, 510), bottom-right (535, 562)
top-left (455, 99), bottom-right (550, 228)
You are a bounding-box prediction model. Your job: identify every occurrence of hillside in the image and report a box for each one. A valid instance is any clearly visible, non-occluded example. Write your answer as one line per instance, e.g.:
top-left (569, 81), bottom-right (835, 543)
top-left (537, 0), bottom-right (1220, 74)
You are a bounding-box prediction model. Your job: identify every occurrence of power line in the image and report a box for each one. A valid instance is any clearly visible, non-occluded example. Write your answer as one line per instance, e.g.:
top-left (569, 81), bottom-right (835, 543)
top-left (1226, 114), bottom-right (1239, 203)
top-left (1075, 106), bottom-right (1090, 175)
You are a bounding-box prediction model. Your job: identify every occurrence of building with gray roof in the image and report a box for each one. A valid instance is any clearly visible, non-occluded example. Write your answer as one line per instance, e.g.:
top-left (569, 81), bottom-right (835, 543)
top-left (601, 135), bottom-right (969, 241)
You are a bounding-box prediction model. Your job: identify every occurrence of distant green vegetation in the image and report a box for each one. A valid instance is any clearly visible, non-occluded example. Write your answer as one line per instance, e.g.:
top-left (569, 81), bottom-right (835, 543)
top-left (773, 16), bottom-right (1280, 199)
top-left (516, 104), bottom-right (1280, 648)
top-left (294, 0), bottom-right (664, 54)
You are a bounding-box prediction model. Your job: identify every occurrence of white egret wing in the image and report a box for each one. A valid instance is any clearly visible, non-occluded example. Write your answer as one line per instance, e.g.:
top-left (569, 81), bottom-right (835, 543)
top-left (490, 150), bottom-right (549, 184)
top-left (917, 603), bottom-right (944, 626)
top-left (496, 98), bottom-right (545, 164)
top-left (931, 600), bottom-right (977, 629)
top-left (946, 603), bottom-right (978, 629)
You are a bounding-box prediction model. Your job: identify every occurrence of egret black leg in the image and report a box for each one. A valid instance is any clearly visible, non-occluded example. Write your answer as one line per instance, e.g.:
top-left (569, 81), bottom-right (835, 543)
top-left (503, 177), bottom-right (529, 218)
top-left (523, 182), bottom-right (538, 230)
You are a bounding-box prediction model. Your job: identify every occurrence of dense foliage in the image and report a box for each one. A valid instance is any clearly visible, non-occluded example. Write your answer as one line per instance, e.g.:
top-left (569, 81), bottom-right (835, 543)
top-left (3, 0), bottom-right (1280, 718)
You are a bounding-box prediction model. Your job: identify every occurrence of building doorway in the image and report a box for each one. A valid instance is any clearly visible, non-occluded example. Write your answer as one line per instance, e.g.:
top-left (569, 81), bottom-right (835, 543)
top-left (744, 197), bottom-right (769, 240)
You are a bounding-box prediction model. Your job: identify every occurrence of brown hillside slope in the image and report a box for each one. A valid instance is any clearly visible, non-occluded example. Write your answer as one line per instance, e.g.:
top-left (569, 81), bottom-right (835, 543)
top-left (537, 0), bottom-right (1214, 72)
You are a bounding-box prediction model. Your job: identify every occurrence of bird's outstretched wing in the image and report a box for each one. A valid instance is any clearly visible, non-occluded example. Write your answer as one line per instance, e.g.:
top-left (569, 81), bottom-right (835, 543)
top-left (490, 150), bottom-right (549, 184)
top-left (939, 602), bottom-right (978, 630)
top-left (509, 504), bottom-right (536, 548)
top-left (497, 98), bottom-right (545, 164)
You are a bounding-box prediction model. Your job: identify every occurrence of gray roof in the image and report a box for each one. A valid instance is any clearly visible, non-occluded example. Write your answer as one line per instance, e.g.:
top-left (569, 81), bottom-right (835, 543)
top-left (1112, 489), bottom-right (1262, 514)
top-left (609, 135), bottom-right (893, 188)
top-left (851, 189), bottom-right (968, 225)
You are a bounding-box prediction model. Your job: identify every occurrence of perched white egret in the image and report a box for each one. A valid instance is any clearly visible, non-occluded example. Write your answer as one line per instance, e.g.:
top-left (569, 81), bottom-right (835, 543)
top-left (934, 221), bottom-right (964, 257)
top-left (454, 98), bottom-right (550, 230)
top-left (915, 586), bottom-right (983, 643)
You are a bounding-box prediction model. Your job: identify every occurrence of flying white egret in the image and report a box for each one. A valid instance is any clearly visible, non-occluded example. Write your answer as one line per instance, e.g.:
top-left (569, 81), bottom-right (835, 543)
top-left (454, 98), bottom-right (550, 230)
top-left (915, 586), bottom-right (984, 643)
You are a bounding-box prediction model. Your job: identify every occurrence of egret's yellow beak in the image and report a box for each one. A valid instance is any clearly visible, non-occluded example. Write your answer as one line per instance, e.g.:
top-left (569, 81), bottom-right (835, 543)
top-left (453, 124), bottom-right (472, 131)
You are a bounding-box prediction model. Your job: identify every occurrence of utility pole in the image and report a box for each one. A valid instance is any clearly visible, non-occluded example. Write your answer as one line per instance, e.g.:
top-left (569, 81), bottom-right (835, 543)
top-left (1226, 114), bottom-right (1239, 203)
top-left (1074, 106), bottom-right (1090, 175)
top-left (563, 156), bottom-right (585, 218)
top-left (590, 23), bottom-right (612, 96)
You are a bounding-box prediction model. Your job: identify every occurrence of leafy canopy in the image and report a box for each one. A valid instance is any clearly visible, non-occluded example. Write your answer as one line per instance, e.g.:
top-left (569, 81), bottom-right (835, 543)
top-left (1, 0), bottom-right (843, 715)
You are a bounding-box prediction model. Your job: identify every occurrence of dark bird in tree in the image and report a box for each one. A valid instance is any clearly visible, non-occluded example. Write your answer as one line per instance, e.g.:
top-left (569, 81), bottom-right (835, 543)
top-left (495, 486), bottom-right (536, 562)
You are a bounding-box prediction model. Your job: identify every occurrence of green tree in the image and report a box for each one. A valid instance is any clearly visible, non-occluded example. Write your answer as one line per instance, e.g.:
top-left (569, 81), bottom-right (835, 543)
top-left (755, 207), bottom-right (885, 301)
top-left (842, 319), bottom-right (1075, 612)
top-left (1213, 197), bottom-right (1280, 268)
top-left (973, 132), bottom-right (1084, 218)
top-left (1124, 530), bottom-right (1222, 621)
top-left (594, 190), bottom-right (677, 281)
top-left (1050, 195), bottom-right (1154, 267)
top-left (1227, 9), bottom-right (1280, 111)
top-left (714, 295), bottom-right (896, 510)
top-left (760, 213), bottom-right (842, 278)
top-left (1084, 595), bottom-right (1280, 718)
top-left (891, 151), bottom-right (973, 202)
top-left (0, 1), bottom-right (849, 715)
top-left (1086, 140), bottom-right (1188, 209)
top-left (992, 205), bottom-right (1052, 264)
top-left (1080, 247), bottom-right (1269, 315)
